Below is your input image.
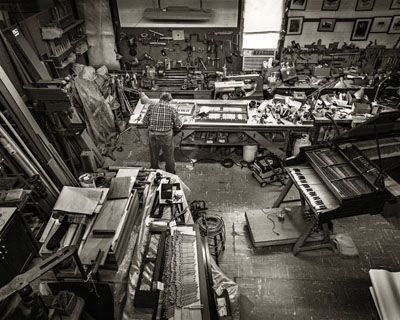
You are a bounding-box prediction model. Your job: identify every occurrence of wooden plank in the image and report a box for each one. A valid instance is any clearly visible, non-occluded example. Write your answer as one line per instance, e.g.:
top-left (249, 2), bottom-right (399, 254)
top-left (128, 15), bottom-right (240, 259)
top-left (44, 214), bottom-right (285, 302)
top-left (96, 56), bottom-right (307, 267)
top-left (79, 237), bottom-right (112, 265)
top-left (369, 269), bottom-right (400, 320)
top-left (385, 175), bottom-right (400, 197)
top-left (244, 130), bottom-right (286, 160)
top-left (53, 186), bottom-right (103, 215)
top-left (116, 168), bottom-right (140, 179)
top-left (245, 207), bottom-right (322, 247)
top-left (78, 129), bottom-right (104, 166)
top-left (92, 198), bottom-right (128, 233)
top-left (107, 176), bottom-right (132, 199)
top-left (0, 66), bottom-right (76, 187)
top-left (11, 26), bottom-right (51, 80)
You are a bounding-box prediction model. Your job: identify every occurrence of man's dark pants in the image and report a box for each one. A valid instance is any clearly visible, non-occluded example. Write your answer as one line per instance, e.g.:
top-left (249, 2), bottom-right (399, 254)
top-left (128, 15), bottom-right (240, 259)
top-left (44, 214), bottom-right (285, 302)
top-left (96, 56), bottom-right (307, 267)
top-left (148, 130), bottom-right (175, 173)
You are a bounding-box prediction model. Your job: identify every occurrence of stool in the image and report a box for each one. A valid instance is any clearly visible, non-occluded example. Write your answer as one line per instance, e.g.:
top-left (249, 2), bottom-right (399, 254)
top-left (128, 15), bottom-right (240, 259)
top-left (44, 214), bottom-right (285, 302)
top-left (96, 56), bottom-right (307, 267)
top-left (197, 214), bottom-right (225, 265)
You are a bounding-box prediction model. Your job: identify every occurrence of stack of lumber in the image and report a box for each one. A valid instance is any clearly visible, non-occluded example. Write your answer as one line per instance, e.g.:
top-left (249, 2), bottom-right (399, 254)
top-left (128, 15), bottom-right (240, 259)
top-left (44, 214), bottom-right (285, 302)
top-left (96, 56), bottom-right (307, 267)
top-left (79, 169), bottom-right (141, 269)
top-left (39, 186), bottom-right (108, 257)
top-left (369, 269), bottom-right (400, 320)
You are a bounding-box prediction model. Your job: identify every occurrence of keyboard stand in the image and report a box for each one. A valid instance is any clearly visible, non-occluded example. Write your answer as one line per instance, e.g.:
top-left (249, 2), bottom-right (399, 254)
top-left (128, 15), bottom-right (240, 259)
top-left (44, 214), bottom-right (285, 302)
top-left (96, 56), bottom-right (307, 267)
top-left (273, 179), bottom-right (338, 255)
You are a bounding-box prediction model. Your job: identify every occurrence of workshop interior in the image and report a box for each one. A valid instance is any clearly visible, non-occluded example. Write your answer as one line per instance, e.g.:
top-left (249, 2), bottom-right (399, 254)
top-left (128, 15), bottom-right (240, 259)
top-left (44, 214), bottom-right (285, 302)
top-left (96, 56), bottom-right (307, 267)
top-left (0, 0), bottom-right (400, 319)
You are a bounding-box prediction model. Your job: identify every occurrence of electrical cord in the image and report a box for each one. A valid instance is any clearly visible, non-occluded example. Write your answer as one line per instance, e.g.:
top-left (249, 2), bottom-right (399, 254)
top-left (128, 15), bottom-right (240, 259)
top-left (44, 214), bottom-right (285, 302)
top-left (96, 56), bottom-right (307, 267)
top-left (262, 209), bottom-right (280, 236)
top-left (197, 214), bottom-right (225, 237)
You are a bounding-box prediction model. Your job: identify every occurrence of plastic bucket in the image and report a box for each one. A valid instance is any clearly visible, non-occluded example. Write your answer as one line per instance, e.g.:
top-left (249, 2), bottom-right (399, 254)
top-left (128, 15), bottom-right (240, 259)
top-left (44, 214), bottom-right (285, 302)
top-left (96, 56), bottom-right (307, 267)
top-left (243, 145), bottom-right (258, 162)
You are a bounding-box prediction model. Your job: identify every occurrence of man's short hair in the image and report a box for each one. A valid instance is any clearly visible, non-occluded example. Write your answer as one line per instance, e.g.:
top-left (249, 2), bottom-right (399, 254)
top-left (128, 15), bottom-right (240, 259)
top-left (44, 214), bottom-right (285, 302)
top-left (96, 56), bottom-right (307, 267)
top-left (159, 92), bottom-right (173, 102)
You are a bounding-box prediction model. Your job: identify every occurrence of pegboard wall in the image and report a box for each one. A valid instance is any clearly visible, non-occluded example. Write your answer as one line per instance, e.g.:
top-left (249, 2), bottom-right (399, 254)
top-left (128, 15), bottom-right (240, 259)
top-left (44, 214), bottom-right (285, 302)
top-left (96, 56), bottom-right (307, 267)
top-left (118, 27), bottom-right (242, 72)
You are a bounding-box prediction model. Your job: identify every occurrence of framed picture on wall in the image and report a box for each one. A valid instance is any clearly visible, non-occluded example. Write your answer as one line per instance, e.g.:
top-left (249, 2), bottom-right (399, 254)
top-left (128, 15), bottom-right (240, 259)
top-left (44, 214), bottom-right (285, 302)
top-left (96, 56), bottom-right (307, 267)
top-left (355, 0), bottom-right (375, 11)
top-left (318, 18), bottom-right (336, 32)
top-left (388, 16), bottom-right (400, 33)
top-left (290, 0), bottom-right (307, 10)
top-left (351, 18), bottom-right (372, 40)
top-left (287, 16), bottom-right (304, 35)
top-left (390, 0), bottom-right (400, 9)
top-left (322, 0), bottom-right (341, 11)
top-left (370, 17), bottom-right (392, 33)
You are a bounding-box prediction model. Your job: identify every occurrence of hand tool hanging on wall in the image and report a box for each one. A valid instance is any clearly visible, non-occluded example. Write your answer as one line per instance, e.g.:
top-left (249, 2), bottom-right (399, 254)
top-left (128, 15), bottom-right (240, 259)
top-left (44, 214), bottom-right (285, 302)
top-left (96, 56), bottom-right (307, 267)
top-left (128, 36), bottom-right (137, 56)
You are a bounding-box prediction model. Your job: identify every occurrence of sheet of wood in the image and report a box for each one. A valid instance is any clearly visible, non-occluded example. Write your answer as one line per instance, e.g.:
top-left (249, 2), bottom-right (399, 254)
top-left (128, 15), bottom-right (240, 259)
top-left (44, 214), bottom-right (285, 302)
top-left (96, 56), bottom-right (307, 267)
top-left (385, 176), bottom-right (400, 197)
top-left (40, 217), bottom-right (55, 243)
top-left (108, 176), bottom-right (132, 199)
top-left (116, 167), bottom-right (140, 185)
top-left (53, 186), bottom-right (104, 215)
top-left (92, 198), bottom-right (128, 233)
top-left (79, 237), bottom-right (112, 265)
top-left (369, 269), bottom-right (400, 320)
top-left (245, 207), bottom-right (322, 247)
top-left (112, 190), bottom-right (138, 249)
top-left (63, 224), bottom-right (78, 247)
top-left (370, 287), bottom-right (383, 320)
top-left (4, 189), bottom-right (23, 201)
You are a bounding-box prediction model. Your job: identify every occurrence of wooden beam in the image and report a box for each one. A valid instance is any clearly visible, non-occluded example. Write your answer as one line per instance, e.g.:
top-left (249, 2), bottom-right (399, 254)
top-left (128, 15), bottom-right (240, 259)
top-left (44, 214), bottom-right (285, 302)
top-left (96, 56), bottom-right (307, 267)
top-left (244, 130), bottom-right (286, 159)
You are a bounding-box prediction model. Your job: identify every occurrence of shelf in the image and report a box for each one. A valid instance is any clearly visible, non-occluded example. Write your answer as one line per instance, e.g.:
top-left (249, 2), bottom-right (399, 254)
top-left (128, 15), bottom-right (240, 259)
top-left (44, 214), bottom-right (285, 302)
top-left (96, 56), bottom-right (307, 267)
top-left (50, 35), bottom-right (87, 67)
top-left (62, 19), bottom-right (85, 34)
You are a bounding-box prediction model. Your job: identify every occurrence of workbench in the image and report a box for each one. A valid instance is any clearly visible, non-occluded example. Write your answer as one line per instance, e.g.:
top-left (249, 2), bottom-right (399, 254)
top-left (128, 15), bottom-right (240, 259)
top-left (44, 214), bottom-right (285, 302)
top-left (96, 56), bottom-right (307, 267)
top-left (129, 99), bottom-right (314, 159)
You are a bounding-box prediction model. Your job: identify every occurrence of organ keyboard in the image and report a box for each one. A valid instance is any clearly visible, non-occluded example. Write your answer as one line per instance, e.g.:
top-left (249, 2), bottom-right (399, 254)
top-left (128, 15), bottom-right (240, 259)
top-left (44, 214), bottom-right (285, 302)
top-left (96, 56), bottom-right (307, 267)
top-left (274, 110), bottom-right (400, 254)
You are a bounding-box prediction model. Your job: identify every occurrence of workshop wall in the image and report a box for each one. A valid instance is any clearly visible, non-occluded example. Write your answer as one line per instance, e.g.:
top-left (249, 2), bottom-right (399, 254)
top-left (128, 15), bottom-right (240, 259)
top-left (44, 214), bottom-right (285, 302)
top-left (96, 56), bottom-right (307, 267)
top-left (285, 0), bottom-right (400, 48)
top-left (118, 27), bottom-right (242, 72)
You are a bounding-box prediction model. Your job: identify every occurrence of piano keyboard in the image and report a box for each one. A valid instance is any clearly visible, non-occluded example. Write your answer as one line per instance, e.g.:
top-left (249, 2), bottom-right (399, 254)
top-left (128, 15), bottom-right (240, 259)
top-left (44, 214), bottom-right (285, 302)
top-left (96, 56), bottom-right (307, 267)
top-left (288, 167), bottom-right (340, 215)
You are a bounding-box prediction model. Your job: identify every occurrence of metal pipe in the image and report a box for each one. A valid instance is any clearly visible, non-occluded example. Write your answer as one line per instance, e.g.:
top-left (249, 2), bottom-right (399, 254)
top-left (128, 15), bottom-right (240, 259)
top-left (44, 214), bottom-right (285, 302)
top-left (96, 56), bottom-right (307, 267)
top-left (0, 135), bottom-right (36, 176)
top-left (0, 111), bottom-right (59, 197)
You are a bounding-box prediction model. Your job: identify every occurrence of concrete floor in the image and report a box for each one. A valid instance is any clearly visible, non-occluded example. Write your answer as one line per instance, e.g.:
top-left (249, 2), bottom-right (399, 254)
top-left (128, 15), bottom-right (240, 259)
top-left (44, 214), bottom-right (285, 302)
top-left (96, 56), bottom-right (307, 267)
top-left (111, 129), bottom-right (400, 320)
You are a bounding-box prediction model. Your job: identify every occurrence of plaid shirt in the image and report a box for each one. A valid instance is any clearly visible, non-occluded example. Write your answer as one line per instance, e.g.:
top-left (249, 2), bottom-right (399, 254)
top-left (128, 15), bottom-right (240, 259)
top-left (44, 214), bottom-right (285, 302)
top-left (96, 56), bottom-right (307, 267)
top-left (142, 100), bottom-right (182, 132)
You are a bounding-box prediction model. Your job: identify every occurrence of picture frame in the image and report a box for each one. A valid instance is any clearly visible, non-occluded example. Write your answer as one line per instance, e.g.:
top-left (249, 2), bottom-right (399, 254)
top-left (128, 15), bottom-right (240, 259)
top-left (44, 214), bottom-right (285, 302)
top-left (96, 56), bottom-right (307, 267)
top-left (321, 0), bottom-right (341, 11)
top-left (390, 0), bottom-right (400, 10)
top-left (290, 0), bottom-right (307, 10)
top-left (351, 18), bottom-right (372, 40)
top-left (318, 18), bottom-right (336, 32)
top-left (355, 0), bottom-right (375, 11)
top-left (287, 16), bottom-right (304, 35)
top-left (388, 15), bottom-right (400, 34)
top-left (370, 16), bottom-right (392, 33)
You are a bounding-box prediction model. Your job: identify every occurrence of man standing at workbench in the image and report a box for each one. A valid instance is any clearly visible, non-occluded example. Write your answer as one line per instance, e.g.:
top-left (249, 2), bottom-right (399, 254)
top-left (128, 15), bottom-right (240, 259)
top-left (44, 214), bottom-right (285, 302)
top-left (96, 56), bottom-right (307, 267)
top-left (140, 92), bottom-right (182, 174)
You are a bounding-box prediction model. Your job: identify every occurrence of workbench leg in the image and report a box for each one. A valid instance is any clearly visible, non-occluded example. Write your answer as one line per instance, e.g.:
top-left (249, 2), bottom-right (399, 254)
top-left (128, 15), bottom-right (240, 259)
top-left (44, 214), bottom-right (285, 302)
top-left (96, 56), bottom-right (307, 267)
top-left (173, 130), bottom-right (195, 146)
top-left (244, 131), bottom-right (286, 160)
top-left (283, 131), bottom-right (291, 156)
top-left (272, 179), bottom-right (293, 208)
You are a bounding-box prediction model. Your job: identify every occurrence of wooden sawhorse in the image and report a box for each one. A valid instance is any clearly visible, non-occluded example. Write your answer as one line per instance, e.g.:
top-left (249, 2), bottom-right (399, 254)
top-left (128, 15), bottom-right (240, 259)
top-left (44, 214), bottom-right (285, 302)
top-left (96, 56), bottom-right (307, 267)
top-left (272, 178), bottom-right (337, 255)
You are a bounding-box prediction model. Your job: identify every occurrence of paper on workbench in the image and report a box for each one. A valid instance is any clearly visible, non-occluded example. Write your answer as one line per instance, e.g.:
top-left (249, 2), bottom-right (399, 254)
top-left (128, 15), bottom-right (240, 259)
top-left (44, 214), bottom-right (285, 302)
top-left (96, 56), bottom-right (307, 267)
top-left (53, 186), bottom-right (104, 215)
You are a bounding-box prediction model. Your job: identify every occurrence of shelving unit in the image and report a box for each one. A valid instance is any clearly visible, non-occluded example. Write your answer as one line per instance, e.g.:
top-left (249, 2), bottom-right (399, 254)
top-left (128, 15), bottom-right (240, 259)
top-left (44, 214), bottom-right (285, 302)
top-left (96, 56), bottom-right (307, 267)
top-left (11, 0), bottom-right (89, 78)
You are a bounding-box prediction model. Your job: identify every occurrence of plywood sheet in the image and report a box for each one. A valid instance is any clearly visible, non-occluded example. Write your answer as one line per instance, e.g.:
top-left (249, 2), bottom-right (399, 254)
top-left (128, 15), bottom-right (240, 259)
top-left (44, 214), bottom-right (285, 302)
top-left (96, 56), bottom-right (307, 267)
top-left (79, 237), bottom-right (112, 265)
top-left (369, 269), bottom-right (400, 320)
top-left (108, 176), bottom-right (132, 199)
top-left (245, 207), bottom-right (319, 247)
top-left (53, 186), bottom-right (104, 215)
top-left (92, 198), bottom-right (128, 233)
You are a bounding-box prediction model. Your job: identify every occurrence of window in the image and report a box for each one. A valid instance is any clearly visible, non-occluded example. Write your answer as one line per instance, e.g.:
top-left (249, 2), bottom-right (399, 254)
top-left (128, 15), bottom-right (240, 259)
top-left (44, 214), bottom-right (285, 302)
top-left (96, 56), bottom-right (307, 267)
top-left (242, 0), bottom-right (284, 49)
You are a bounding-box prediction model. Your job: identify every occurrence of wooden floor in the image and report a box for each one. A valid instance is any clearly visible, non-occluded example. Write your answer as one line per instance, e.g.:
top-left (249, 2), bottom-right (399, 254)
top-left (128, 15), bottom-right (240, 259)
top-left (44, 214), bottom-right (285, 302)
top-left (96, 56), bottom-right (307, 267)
top-left (114, 132), bottom-right (400, 320)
